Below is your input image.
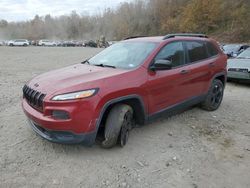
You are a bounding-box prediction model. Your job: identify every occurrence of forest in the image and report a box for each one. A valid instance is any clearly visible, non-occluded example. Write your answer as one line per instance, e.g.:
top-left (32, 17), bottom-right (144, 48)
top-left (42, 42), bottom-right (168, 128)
top-left (0, 0), bottom-right (249, 42)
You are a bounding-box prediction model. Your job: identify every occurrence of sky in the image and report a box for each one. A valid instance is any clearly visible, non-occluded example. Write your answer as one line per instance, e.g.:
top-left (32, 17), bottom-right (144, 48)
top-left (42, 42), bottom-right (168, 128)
top-left (0, 0), bottom-right (134, 22)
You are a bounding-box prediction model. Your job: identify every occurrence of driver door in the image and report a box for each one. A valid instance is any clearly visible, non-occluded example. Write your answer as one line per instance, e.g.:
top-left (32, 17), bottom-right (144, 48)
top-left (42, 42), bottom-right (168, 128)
top-left (146, 41), bottom-right (191, 114)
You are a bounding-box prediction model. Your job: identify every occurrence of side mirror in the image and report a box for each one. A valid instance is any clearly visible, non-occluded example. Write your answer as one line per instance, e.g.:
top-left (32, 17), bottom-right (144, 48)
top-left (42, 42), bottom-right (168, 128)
top-left (150, 59), bottom-right (172, 71)
top-left (226, 53), bottom-right (233, 58)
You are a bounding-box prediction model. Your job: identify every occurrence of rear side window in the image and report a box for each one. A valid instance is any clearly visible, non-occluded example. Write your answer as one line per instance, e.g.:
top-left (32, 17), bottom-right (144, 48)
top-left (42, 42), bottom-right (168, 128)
top-left (206, 42), bottom-right (219, 57)
top-left (154, 42), bottom-right (185, 67)
top-left (185, 41), bottom-right (208, 63)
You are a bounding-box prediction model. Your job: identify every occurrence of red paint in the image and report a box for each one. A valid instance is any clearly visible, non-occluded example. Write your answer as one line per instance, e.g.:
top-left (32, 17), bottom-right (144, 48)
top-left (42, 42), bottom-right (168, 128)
top-left (22, 36), bottom-right (227, 135)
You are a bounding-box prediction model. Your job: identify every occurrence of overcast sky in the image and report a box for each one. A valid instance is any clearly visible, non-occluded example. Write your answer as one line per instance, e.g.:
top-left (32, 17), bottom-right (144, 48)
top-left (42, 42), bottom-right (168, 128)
top-left (0, 0), bottom-right (134, 22)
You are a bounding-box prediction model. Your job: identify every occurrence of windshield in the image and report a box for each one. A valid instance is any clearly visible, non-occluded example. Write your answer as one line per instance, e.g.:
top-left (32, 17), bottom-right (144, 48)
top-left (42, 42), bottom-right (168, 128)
top-left (223, 44), bottom-right (240, 52)
top-left (88, 42), bottom-right (157, 69)
top-left (237, 49), bottom-right (250, 59)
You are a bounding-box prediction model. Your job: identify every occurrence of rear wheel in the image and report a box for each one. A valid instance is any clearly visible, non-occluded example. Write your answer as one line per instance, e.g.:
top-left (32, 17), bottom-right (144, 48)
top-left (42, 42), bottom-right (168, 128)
top-left (102, 104), bottom-right (133, 148)
top-left (201, 79), bottom-right (224, 111)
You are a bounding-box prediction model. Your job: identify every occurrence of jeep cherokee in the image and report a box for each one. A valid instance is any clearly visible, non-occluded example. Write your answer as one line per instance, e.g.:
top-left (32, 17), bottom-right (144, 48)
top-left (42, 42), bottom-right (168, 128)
top-left (22, 33), bottom-right (227, 148)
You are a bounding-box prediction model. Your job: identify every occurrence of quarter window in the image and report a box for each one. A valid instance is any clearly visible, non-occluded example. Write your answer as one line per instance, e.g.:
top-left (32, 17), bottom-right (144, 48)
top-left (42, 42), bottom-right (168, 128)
top-left (154, 42), bottom-right (185, 67)
top-left (186, 41), bottom-right (208, 63)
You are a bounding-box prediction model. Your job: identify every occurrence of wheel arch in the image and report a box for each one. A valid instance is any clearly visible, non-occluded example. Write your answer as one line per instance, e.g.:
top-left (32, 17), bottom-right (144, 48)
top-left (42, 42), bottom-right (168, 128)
top-left (211, 72), bottom-right (227, 87)
top-left (95, 95), bottom-right (147, 136)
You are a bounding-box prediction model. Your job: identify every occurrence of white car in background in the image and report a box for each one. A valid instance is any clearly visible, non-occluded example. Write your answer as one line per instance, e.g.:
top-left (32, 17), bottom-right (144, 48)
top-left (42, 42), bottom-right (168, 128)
top-left (108, 41), bottom-right (117, 46)
top-left (8, 39), bottom-right (29, 46)
top-left (38, 39), bottom-right (56, 46)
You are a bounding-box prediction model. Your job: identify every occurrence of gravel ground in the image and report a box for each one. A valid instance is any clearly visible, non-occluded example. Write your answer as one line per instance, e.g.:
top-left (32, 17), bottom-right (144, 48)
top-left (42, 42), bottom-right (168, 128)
top-left (0, 46), bottom-right (250, 188)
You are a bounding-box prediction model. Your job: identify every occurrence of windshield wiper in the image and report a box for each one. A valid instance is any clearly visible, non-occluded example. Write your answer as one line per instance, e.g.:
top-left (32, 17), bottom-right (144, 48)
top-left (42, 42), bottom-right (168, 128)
top-left (81, 59), bottom-right (90, 64)
top-left (94, 64), bottom-right (116, 69)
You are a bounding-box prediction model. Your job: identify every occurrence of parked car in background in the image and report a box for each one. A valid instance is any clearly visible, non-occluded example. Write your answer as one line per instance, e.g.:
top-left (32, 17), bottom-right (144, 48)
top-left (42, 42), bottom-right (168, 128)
top-left (223, 44), bottom-right (249, 58)
top-left (83, 40), bottom-right (97, 47)
top-left (108, 41), bottom-right (117, 46)
top-left (75, 41), bottom-right (83, 47)
top-left (54, 41), bottom-right (62, 46)
top-left (38, 40), bottom-right (56, 46)
top-left (8, 39), bottom-right (29, 46)
top-left (31, 40), bottom-right (37, 46)
top-left (0, 41), bottom-right (4, 46)
top-left (227, 47), bottom-right (250, 83)
top-left (62, 41), bottom-right (76, 47)
top-left (22, 33), bottom-right (227, 148)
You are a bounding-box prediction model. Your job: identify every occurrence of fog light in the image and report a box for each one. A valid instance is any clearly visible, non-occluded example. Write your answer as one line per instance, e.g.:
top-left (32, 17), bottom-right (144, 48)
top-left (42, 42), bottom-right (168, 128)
top-left (52, 110), bottom-right (70, 120)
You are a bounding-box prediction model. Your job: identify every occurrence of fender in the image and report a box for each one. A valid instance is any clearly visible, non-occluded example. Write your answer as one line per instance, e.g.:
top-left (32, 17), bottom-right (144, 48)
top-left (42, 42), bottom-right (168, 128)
top-left (93, 94), bottom-right (147, 135)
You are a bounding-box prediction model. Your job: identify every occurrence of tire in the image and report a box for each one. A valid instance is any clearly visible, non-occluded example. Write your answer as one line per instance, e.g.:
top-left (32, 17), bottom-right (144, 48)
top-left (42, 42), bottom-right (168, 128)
top-left (201, 79), bottom-right (224, 111)
top-left (102, 104), bottom-right (133, 148)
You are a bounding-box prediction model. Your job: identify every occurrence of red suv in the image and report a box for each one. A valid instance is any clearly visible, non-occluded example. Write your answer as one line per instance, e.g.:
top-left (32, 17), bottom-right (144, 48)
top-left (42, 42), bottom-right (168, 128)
top-left (22, 34), bottom-right (227, 148)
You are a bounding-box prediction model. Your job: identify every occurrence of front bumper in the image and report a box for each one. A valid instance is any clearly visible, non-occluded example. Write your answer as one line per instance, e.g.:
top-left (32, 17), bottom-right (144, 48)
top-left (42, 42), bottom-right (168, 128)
top-left (22, 96), bottom-right (100, 145)
top-left (227, 71), bottom-right (250, 80)
top-left (28, 119), bottom-right (96, 145)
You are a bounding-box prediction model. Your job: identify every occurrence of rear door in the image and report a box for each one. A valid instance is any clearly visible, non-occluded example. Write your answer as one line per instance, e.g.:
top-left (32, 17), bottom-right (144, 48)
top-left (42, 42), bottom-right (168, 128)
top-left (182, 40), bottom-right (216, 97)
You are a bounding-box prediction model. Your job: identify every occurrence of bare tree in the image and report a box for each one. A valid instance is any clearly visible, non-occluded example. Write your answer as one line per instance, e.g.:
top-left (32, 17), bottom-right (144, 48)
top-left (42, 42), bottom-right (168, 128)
top-left (0, 0), bottom-right (249, 42)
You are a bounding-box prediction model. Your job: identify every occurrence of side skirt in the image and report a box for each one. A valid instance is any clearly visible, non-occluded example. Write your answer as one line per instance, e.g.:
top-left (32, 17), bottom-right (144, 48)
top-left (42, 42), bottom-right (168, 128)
top-left (147, 95), bottom-right (206, 123)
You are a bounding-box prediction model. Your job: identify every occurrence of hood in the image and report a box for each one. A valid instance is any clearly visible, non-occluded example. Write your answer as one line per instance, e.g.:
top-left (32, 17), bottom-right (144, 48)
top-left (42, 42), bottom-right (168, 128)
top-left (227, 58), bottom-right (250, 69)
top-left (27, 64), bottom-right (128, 95)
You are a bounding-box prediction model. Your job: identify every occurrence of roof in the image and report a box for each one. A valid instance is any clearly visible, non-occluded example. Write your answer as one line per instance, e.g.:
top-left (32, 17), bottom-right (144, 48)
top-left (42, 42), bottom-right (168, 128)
top-left (124, 34), bottom-right (209, 43)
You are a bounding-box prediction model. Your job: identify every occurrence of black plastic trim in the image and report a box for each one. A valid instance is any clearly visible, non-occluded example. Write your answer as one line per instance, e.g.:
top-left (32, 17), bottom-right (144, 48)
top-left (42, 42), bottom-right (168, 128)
top-left (123, 36), bottom-right (147, 40)
top-left (95, 94), bottom-right (207, 135)
top-left (94, 94), bottom-right (147, 136)
top-left (211, 72), bottom-right (227, 87)
top-left (28, 119), bottom-right (95, 145)
top-left (163, 33), bottom-right (208, 40)
top-left (148, 95), bottom-right (206, 122)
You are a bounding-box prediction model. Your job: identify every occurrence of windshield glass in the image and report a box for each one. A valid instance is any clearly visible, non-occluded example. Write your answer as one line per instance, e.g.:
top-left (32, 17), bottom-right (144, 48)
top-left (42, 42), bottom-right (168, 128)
top-left (237, 49), bottom-right (250, 59)
top-left (88, 42), bottom-right (157, 69)
top-left (223, 44), bottom-right (240, 52)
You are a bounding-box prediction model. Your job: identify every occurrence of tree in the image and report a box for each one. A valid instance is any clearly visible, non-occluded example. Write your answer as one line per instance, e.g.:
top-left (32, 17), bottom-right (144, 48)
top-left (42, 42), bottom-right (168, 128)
top-left (0, 19), bottom-right (8, 27)
top-left (0, 0), bottom-right (249, 42)
top-left (180, 0), bottom-right (222, 33)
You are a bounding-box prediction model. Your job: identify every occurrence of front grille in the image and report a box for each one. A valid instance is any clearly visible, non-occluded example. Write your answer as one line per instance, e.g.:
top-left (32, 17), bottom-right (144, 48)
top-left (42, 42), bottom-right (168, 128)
top-left (228, 68), bottom-right (249, 73)
top-left (23, 85), bottom-right (46, 111)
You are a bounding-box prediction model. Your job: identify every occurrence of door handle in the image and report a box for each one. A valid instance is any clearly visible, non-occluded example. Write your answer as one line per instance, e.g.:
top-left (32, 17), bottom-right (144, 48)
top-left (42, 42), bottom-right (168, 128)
top-left (180, 70), bottom-right (189, 74)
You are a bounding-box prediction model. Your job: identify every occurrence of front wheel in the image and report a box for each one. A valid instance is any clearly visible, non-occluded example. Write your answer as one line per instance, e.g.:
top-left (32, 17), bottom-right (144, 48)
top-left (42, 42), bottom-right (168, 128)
top-left (201, 79), bottom-right (224, 111)
top-left (102, 104), bottom-right (134, 148)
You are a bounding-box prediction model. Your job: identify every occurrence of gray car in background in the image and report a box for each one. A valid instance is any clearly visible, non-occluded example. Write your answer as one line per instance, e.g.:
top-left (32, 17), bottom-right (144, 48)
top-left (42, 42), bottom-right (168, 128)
top-left (227, 48), bottom-right (250, 83)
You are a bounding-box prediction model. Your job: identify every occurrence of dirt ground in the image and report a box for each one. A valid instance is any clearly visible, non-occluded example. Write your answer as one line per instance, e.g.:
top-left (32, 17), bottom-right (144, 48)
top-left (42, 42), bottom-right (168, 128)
top-left (0, 46), bottom-right (250, 188)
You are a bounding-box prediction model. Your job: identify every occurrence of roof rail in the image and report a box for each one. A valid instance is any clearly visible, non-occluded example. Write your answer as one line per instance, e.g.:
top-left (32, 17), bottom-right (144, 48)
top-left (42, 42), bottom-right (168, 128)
top-left (163, 33), bottom-right (208, 40)
top-left (123, 36), bottom-right (147, 40)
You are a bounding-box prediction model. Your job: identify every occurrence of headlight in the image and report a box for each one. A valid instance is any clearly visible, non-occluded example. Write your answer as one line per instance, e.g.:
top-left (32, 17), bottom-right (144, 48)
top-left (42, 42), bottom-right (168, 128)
top-left (51, 89), bottom-right (98, 101)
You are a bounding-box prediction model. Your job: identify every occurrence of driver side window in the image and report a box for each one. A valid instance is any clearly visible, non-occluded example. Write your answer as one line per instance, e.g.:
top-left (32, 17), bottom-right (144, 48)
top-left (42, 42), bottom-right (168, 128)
top-left (155, 42), bottom-right (185, 67)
